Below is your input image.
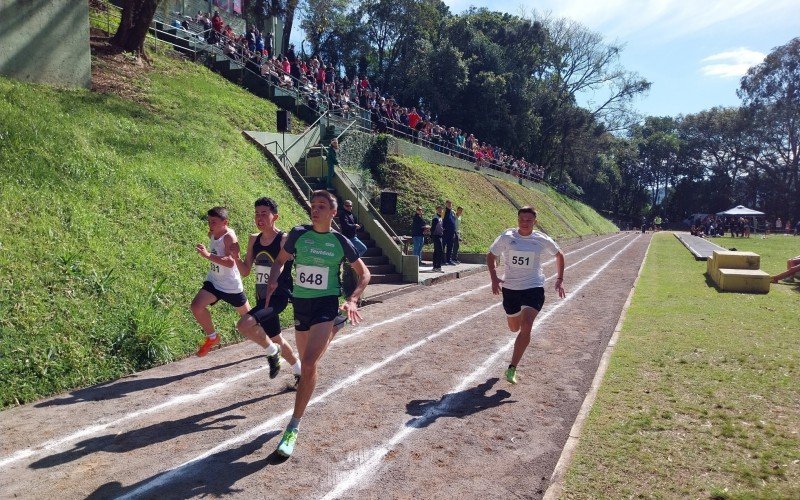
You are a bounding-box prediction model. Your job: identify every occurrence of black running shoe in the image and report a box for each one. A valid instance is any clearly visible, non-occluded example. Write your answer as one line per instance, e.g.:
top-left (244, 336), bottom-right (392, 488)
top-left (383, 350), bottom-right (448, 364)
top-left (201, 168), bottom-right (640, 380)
top-left (292, 374), bottom-right (300, 390)
top-left (267, 344), bottom-right (282, 379)
top-left (333, 314), bottom-right (348, 329)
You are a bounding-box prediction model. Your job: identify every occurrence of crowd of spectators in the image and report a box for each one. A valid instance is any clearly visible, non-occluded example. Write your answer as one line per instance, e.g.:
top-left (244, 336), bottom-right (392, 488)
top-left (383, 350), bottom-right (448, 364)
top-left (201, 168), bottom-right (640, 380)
top-left (177, 12), bottom-right (545, 183)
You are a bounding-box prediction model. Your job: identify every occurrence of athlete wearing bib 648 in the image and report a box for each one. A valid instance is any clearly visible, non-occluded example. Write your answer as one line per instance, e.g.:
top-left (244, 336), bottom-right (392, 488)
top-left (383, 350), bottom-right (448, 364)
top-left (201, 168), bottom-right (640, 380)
top-left (263, 190), bottom-right (371, 458)
top-left (487, 206), bottom-right (566, 384)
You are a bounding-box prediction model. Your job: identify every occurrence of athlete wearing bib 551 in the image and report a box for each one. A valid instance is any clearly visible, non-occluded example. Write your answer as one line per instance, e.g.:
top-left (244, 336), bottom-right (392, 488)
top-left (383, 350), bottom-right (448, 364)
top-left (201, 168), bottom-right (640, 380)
top-left (487, 206), bottom-right (566, 385)
top-left (264, 190), bottom-right (371, 459)
top-left (234, 197), bottom-right (302, 384)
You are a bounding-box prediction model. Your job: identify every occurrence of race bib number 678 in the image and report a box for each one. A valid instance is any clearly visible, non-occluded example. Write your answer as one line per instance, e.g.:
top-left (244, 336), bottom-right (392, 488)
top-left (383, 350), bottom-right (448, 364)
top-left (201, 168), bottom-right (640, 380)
top-left (295, 265), bottom-right (329, 290)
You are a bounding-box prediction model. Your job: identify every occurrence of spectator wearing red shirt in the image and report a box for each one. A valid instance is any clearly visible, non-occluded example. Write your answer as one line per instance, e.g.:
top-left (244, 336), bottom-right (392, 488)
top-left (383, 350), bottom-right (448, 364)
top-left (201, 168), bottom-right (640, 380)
top-left (211, 11), bottom-right (224, 32)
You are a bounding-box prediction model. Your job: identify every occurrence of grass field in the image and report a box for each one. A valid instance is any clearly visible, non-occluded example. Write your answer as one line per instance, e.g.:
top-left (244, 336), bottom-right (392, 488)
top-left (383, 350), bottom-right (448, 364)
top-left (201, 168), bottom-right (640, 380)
top-left (562, 233), bottom-right (800, 498)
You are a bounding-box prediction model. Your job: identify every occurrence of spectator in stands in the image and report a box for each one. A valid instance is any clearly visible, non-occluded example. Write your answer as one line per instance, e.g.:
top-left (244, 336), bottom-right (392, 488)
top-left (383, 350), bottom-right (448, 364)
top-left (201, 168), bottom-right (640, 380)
top-left (339, 200), bottom-right (367, 257)
top-left (326, 138), bottom-right (339, 189)
top-left (211, 11), bottom-right (224, 33)
top-left (411, 206), bottom-right (427, 262)
top-left (443, 200), bottom-right (457, 265)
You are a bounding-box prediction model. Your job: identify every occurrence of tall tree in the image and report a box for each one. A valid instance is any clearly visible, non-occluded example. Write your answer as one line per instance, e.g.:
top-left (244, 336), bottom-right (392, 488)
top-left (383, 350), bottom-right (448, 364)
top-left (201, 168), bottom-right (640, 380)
top-left (110, 0), bottom-right (160, 56)
top-left (738, 37), bottom-right (800, 219)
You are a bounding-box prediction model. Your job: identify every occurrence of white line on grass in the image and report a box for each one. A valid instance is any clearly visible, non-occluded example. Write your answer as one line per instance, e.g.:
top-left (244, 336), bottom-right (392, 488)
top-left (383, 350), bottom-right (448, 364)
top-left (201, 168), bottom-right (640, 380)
top-left (114, 234), bottom-right (635, 499)
top-left (320, 235), bottom-right (642, 500)
top-left (0, 234), bottom-right (626, 470)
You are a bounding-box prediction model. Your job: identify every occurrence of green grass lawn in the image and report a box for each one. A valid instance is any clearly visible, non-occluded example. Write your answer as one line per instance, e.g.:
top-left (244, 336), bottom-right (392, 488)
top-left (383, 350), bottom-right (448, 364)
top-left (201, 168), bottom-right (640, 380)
top-left (562, 233), bottom-right (800, 498)
top-left (0, 49), bottom-right (307, 408)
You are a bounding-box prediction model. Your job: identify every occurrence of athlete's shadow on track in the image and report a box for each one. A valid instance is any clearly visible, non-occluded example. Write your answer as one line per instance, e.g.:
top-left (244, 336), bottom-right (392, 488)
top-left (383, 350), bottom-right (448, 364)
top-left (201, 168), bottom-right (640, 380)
top-left (35, 355), bottom-right (263, 407)
top-left (405, 378), bottom-right (515, 428)
top-left (30, 389), bottom-right (291, 469)
top-left (86, 430), bottom-right (285, 500)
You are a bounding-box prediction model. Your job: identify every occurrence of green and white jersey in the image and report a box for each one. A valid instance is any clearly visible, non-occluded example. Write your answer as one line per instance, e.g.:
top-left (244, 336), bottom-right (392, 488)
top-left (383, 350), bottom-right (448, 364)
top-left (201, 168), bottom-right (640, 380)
top-left (283, 225), bottom-right (359, 299)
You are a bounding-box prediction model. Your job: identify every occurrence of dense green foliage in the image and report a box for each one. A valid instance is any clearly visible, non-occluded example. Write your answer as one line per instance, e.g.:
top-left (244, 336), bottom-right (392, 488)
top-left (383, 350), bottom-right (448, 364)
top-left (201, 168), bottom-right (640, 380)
top-left (563, 234), bottom-right (800, 497)
top-left (292, 0), bottom-right (798, 226)
top-left (0, 52), bottom-right (308, 408)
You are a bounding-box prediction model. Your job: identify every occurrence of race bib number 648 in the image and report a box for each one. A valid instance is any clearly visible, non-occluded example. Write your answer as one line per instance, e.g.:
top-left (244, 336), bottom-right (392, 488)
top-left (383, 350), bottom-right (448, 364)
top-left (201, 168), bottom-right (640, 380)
top-left (295, 265), bottom-right (329, 290)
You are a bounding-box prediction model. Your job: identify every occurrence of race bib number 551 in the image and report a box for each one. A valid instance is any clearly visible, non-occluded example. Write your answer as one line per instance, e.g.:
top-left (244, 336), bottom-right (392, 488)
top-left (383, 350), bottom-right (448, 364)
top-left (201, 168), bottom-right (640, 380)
top-left (509, 251), bottom-right (534, 269)
top-left (295, 265), bottom-right (329, 290)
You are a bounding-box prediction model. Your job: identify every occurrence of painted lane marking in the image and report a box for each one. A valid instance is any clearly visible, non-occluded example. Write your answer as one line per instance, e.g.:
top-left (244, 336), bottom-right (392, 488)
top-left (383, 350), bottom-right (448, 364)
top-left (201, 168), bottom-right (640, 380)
top-left (320, 235), bottom-right (642, 499)
top-left (0, 234), bottom-right (627, 470)
top-left (115, 235), bottom-right (635, 498)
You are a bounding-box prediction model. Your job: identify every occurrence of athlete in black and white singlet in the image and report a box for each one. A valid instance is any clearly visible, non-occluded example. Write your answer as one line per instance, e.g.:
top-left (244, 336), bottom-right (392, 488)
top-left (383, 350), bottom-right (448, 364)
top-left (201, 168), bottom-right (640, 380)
top-left (206, 228), bottom-right (244, 294)
top-left (252, 231), bottom-right (293, 303)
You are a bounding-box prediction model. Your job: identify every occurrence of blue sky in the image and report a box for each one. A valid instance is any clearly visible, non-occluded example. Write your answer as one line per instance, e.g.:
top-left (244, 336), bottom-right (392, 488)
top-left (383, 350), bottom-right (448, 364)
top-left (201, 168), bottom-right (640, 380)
top-left (441, 0), bottom-right (799, 118)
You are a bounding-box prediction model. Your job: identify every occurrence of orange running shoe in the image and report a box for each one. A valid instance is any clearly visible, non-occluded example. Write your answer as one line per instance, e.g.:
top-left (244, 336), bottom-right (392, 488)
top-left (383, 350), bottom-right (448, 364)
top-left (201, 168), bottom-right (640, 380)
top-left (197, 336), bottom-right (220, 357)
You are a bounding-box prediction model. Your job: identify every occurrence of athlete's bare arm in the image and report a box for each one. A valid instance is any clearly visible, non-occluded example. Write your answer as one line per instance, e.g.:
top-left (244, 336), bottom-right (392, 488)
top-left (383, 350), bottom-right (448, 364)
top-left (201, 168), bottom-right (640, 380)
top-left (341, 258), bottom-right (370, 324)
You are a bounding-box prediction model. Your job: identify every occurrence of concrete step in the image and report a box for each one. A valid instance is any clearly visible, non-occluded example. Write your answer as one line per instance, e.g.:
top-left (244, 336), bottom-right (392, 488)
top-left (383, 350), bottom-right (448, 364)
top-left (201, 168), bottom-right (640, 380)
top-left (366, 264), bottom-right (396, 274)
top-left (369, 273), bottom-right (404, 284)
top-left (362, 247), bottom-right (382, 257)
top-left (711, 250), bottom-right (760, 271)
top-left (717, 268), bottom-right (771, 293)
top-left (360, 256), bottom-right (387, 265)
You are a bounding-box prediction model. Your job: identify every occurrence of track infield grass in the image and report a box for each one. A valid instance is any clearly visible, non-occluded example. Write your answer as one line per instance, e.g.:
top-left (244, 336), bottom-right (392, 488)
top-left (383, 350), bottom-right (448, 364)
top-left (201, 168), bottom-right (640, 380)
top-left (562, 232), bottom-right (799, 499)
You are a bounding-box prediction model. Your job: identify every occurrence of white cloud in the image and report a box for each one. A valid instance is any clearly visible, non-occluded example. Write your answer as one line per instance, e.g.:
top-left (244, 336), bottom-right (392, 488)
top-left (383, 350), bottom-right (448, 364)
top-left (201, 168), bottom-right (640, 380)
top-left (700, 48), bottom-right (765, 78)
top-left (444, 0), bottom-right (798, 41)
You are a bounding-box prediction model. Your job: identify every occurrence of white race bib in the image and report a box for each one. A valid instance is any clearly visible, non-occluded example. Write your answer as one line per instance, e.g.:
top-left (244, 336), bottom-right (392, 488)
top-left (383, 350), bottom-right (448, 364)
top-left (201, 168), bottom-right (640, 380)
top-left (295, 265), bottom-right (329, 290)
top-left (254, 265), bottom-right (271, 285)
top-left (509, 251), bottom-right (535, 269)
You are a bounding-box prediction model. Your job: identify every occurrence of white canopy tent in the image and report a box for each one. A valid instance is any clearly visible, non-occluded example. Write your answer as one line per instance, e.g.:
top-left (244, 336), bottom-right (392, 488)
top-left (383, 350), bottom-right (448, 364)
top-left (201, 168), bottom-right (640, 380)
top-left (717, 205), bottom-right (766, 233)
top-left (716, 205), bottom-right (765, 216)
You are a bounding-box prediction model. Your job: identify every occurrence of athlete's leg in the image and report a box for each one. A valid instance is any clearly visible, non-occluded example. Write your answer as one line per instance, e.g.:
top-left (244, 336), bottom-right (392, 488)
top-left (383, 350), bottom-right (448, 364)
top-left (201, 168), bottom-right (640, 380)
top-left (273, 334), bottom-right (298, 366)
top-left (506, 315), bottom-right (521, 333)
top-left (292, 320), bottom-right (335, 420)
top-left (236, 315), bottom-right (271, 348)
top-left (510, 307), bottom-right (539, 367)
top-left (190, 289), bottom-right (218, 335)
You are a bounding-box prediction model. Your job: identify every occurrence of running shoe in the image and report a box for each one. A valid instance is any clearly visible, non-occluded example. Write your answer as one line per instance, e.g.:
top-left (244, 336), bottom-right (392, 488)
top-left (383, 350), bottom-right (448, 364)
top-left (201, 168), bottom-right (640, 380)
top-left (333, 314), bottom-right (348, 329)
top-left (276, 428), bottom-right (298, 457)
top-left (505, 366), bottom-right (518, 384)
top-left (267, 344), bottom-right (282, 379)
top-left (196, 336), bottom-right (220, 357)
top-left (292, 374), bottom-right (301, 390)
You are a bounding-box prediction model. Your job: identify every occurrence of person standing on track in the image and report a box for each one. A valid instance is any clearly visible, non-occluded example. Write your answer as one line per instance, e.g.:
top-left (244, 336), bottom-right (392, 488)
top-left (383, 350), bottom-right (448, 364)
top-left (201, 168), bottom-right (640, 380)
top-left (264, 190), bottom-right (371, 458)
top-left (190, 207), bottom-right (251, 357)
top-left (487, 206), bottom-right (566, 384)
top-left (234, 197), bottom-right (302, 385)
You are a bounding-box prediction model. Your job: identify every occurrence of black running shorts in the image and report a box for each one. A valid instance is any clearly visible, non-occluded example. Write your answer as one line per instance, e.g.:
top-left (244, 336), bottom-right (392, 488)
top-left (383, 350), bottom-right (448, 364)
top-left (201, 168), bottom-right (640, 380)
top-left (501, 287), bottom-right (545, 316)
top-left (247, 293), bottom-right (290, 338)
top-left (292, 295), bottom-right (340, 332)
top-left (202, 281), bottom-right (248, 308)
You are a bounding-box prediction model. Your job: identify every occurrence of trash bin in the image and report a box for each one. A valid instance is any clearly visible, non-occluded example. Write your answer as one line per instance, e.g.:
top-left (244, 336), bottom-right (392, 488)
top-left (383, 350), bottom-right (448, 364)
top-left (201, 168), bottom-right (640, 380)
top-left (380, 191), bottom-right (398, 215)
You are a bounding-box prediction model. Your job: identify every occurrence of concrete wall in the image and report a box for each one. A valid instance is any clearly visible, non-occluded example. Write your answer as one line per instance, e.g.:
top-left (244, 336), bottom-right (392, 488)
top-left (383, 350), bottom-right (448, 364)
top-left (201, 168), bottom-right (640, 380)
top-left (0, 0), bottom-right (90, 88)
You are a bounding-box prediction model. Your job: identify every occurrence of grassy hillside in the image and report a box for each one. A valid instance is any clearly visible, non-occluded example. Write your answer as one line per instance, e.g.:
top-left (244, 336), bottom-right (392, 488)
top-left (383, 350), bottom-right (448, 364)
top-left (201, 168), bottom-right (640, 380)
top-left (0, 50), bottom-right (307, 408)
top-left (371, 155), bottom-right (617, 253)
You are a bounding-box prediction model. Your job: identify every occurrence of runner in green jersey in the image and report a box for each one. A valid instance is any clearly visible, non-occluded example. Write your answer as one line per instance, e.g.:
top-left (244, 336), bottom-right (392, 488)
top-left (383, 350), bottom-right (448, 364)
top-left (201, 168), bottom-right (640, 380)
top-left (264, 190), bottom-right (371, 458)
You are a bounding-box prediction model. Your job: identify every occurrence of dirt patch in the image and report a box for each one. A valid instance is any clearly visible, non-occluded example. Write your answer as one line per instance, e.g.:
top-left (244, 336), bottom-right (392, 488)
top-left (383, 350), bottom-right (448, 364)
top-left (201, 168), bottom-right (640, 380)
top-left (89, 37), bottom-right (153, 105)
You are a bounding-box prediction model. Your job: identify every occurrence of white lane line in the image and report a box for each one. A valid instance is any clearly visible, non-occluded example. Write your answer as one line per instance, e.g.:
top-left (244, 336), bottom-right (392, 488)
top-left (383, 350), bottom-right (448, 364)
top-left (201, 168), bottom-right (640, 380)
top-left (115, 235), bottom-right (635, 498)
top-left (320, 235), bottom-right (642, 500)
top-left (333, 233), bottom-right (627, 346)
top-left (0, 367), bottom-right (266, 469)
top-left (0, 234), bottom-right (626, 470)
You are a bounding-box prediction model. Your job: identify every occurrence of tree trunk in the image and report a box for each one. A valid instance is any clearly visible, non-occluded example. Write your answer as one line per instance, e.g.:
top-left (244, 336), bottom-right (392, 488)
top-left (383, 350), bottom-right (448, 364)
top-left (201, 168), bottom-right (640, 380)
top-left (282, 0), bottom-right (298, 56)
top-left (110, 0), bottom-right (161, 56)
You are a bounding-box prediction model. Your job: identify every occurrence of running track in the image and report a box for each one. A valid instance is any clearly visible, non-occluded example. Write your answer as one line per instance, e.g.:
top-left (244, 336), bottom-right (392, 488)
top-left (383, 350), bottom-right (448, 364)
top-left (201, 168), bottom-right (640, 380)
top-left (0, 232), bottom-right (651, 499)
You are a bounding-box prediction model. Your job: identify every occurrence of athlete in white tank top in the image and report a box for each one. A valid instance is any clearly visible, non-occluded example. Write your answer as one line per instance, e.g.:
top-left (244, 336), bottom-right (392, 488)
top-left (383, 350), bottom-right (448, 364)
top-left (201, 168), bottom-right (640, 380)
top-left (206, 228), bottom-right (244, 293)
